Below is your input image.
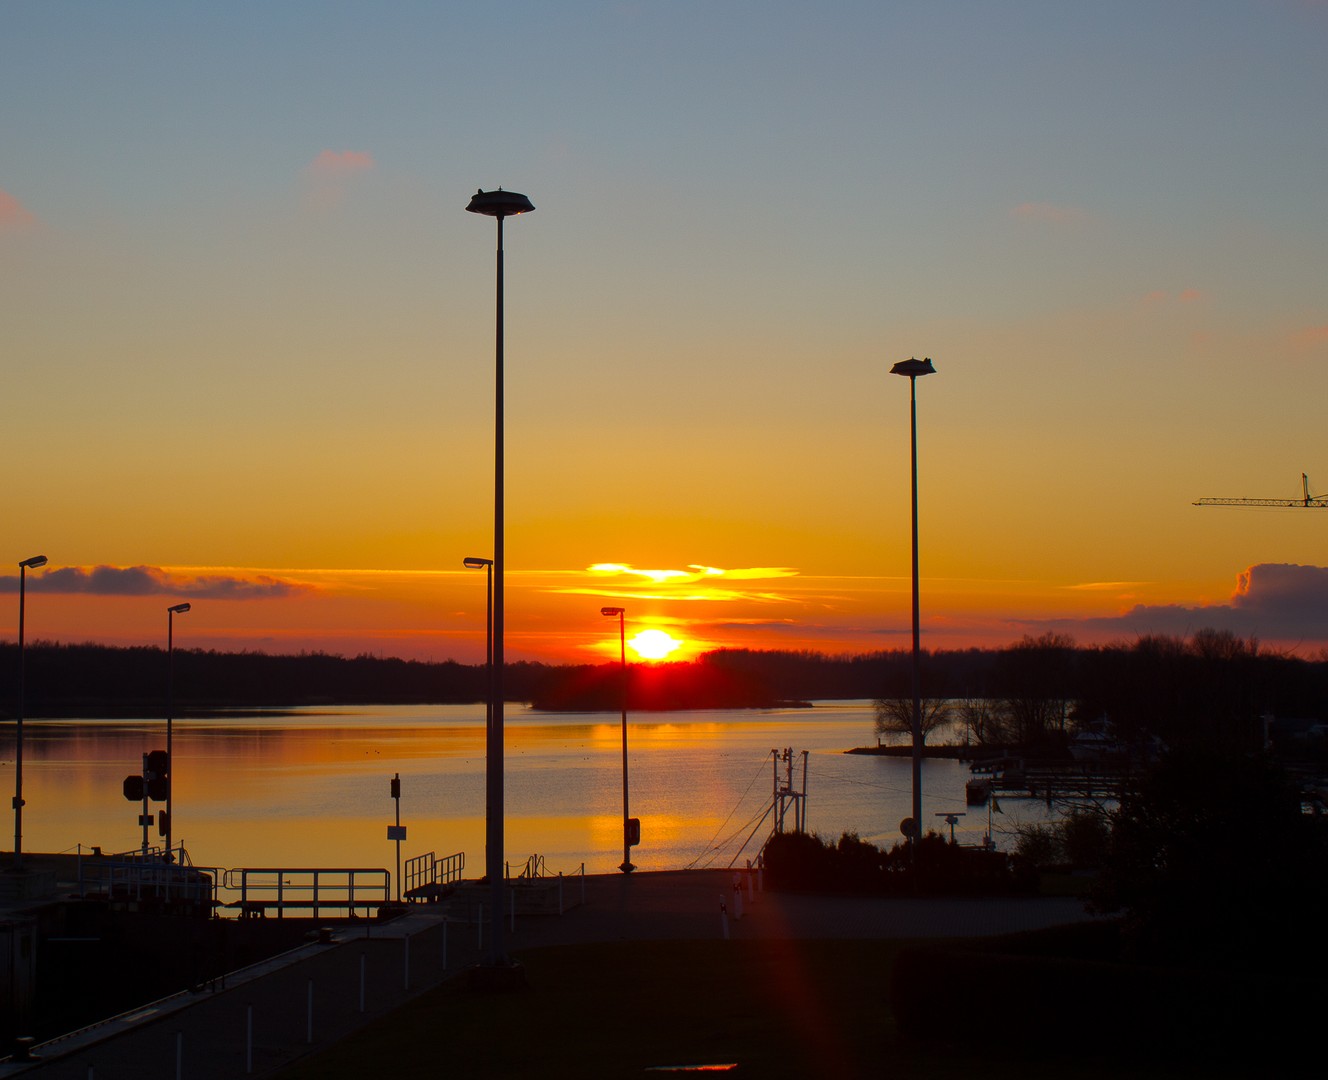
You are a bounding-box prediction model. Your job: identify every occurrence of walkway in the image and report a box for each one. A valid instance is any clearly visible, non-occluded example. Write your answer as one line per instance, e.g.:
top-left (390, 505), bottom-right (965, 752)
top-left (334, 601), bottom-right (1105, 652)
top-left (2, 871), bottom-right (1093, 1079)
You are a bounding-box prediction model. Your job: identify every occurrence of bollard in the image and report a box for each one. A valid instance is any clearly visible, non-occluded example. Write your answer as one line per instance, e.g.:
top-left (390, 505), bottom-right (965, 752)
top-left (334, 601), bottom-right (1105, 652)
top-left (720, 895), bottom-right (729, 940)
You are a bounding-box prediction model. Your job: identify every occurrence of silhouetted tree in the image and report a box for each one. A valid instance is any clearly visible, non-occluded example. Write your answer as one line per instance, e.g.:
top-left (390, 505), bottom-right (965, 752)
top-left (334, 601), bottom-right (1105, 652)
top-left (872, 697), bottom-right (952, 747)
top-left (993, 632), bottom-right (1077, 745)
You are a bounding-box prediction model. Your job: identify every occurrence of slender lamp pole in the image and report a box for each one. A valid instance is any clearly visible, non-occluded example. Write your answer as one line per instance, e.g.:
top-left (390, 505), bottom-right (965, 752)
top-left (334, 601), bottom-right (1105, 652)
top-left (166, 602), bottom-right (191, 860)
top-left (890, 357), bottom-right (935, 855)
top-left (601, 607), bottom-right (635, 873)
top-left (466, 187), bottom-right (534, 967)
top-left (13, 554), bottom-right (47, 872)
top-left (463, 557), bottom-right (494, 746)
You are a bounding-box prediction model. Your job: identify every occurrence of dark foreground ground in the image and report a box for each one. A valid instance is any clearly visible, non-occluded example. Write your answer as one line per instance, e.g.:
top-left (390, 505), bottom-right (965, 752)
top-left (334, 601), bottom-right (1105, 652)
top-left (4, 871), bottom-right (1290, 1080)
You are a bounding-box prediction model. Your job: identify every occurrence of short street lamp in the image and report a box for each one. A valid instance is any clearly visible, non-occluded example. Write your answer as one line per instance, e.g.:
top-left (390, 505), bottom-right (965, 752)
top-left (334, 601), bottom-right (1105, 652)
top-left (601, 607), bottom-right (635, 873)
top-left (889, 356), bottom-right (935, 853)
top-left (466, 186), bottom-right (534, 968)
top-left (463, 557), bottom-right (494, 739)
top-left (166, 602), bottom-right (191, 859)
top-left (12, 554), bottom-right (48, 872)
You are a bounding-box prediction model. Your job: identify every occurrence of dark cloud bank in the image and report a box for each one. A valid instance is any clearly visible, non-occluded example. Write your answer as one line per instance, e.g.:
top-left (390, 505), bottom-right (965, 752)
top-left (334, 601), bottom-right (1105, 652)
top-left (1039, 563), bottom-right (1328, 646)
top-left (0, 565), bottom-right (306, 600)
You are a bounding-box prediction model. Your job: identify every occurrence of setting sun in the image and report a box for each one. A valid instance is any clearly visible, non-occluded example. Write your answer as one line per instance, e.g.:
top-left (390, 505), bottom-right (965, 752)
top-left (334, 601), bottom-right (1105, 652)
top-left (628, 628), bottom-right (682, 661)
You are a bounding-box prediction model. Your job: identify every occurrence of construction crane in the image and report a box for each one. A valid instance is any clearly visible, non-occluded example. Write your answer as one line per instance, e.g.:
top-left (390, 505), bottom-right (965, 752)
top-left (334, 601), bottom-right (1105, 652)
top-left (1194, 473), bottom-right (1328, 509)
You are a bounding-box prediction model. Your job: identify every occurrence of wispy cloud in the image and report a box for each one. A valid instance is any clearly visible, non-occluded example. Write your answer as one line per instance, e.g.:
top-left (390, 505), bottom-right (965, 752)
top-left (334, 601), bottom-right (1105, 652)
top-left (0, 565), bottom-right (311, 600)
top-left (307, 149), bottom-right (375, 175)
top-left (302, 149), bottom-right (376, 210)
top-left (557, 563), bottom-right (801, 604)
top-left (1141, 288), bottom-right (1206, 307)
top-left (0, 188), bottom-right (38, 233)
top-left (1009, 201), bottom-right (1089, 225)
top-left (1289, 324), bottom-right (1328, 353)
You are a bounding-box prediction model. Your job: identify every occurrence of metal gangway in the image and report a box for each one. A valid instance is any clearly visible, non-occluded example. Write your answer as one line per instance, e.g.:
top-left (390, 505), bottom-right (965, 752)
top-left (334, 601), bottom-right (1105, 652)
top-left (222, 867), bottom-right (390, 919)
top-left (402, 850), bottom-right (466, 903)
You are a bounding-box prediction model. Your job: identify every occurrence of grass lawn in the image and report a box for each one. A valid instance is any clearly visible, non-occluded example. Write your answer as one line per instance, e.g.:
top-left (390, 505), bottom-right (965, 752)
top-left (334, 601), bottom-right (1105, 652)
top-left (271, 937), bottom-right (1194, 1080)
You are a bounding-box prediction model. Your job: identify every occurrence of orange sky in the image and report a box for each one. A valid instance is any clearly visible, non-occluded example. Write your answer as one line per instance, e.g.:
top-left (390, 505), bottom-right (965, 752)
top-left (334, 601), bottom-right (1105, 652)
top-left (3, 4), bottom-right (1327, 666)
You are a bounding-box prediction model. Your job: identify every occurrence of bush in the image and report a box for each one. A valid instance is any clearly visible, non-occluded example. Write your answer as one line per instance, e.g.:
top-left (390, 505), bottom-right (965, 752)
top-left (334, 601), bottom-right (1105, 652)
top-left (762, 829), bottom-right (1023, 895)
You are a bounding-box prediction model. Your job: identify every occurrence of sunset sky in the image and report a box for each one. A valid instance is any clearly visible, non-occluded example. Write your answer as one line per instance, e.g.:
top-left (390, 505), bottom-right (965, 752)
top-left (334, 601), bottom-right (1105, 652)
top-left (3, 2), bottom-right (1327, 666)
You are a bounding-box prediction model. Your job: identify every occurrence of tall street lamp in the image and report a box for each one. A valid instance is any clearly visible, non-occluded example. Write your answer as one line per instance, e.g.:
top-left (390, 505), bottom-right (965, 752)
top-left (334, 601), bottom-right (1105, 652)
top-left (890, 356), bottom-right (936, 855)
top-left (166, 602), bottom-right (191, 860)
top-left (12, 554), bottom-right (47, 872)
top-left (466, 186), bottom-right (534, 968)
top-left (463, 557), bottom-right (493, 741)
top-left (601, 607), bottom-right (635, 873)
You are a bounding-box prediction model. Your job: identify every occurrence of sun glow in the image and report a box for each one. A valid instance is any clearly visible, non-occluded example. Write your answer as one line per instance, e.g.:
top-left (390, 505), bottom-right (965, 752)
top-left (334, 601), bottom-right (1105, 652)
top-left (628, 628), bottom-right (682, 661)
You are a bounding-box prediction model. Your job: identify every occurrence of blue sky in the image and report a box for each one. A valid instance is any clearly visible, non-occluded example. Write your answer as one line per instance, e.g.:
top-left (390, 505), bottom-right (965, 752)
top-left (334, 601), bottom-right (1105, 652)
top-left (4, 2), bottom-right (1328, 661)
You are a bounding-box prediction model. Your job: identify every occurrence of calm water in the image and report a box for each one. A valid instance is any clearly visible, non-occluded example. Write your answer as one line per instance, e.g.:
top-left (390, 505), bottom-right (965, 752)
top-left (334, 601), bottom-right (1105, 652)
top-left (6, 702), bottom-right (1047, 879)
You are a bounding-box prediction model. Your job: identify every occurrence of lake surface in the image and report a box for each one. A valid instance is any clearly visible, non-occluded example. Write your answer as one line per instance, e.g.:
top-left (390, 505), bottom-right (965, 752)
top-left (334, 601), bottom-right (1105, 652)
top-left (6, 702), bottom-right (1050, 880)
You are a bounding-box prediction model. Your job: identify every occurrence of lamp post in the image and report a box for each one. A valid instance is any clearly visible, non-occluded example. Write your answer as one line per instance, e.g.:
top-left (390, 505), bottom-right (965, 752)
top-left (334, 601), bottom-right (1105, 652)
top-left (166, 602), bottom-right (191, 860)
top-left (12, 554), bottom-right (47, 872)
top-left (466, 186), bottom-right (534, 967)
top-left (601, 607), bottom-right (635, 873)
top-left (463, 557), bottom-right (493, 742)
top-left (890, 356), bottom-right (935, 854)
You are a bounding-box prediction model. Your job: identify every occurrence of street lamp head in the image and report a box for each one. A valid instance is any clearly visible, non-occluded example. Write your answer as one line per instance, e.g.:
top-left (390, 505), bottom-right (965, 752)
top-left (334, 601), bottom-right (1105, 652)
top-left (601, 607), bottom-right (625, 617)
top-left (466, 188), bottom-right (535, 218)
top-left (463, 556), bottom-right (493, 569)
top-left (19, 555), bottom-right (48, 570)
top-left (890, 357), bottom-right (936, 378)
top-left (168, 603), bottom-right (192, 614)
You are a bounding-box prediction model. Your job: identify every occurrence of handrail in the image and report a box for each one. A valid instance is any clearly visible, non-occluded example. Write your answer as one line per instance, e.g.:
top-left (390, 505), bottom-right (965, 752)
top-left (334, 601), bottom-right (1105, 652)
top-left (403, 850), bottom-right (465, 901)
top-left (77, 853), bottom-right (218, 908)
top-left (223, 867), bottom-right (390, 919)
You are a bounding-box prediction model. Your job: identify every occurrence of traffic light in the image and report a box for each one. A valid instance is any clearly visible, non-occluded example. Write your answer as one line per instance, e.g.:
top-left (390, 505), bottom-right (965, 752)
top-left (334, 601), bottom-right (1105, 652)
top-left (123, 775), bottom-right (145, 802)
top-left (626, 817), bottom-right (641, 847)
top-left (145, 750), bottom-right (169, 801)
top-left (158, 810), bottom-right (169, 837)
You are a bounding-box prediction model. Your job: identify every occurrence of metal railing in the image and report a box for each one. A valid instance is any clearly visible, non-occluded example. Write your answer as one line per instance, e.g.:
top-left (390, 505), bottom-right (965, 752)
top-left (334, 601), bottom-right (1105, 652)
top-left (77, 846), bottom-right (219, 908)
top-left (403, 850), bottom-right (465, 901)
top-left (222, 868), bottom-right (390, 919)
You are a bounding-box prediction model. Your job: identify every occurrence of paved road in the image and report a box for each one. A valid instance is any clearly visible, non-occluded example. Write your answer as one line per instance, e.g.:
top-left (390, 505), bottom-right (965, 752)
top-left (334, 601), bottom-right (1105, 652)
top-left (2, 871), bottom-right (1093, 1079)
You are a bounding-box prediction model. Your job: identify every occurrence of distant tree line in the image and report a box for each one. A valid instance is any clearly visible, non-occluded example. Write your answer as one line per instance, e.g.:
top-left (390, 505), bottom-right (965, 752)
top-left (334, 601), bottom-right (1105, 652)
top-left (4, 633), bottom-right (1327, 746)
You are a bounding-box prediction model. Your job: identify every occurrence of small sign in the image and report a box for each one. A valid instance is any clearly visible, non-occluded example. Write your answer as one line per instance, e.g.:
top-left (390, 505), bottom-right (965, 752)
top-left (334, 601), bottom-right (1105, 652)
top-left (387, 825), bottom-right (407, 841)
